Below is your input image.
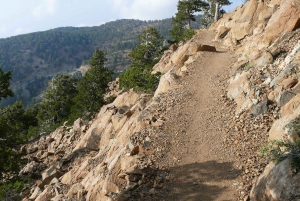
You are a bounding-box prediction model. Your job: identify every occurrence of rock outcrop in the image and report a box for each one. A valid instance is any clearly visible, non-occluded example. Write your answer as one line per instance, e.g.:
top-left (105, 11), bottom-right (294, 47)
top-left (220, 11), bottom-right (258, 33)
top-left (17, 0), bottom-right (300, 200)
top-left (210, 0), bottom-right (300, 200)
top-left (19, 31), bottom-right (218, 200)
top-left (250, 160), bottom-right (300, 201)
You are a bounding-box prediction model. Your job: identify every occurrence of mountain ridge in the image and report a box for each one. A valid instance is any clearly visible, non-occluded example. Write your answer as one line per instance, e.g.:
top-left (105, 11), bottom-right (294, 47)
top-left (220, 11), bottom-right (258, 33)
top-left (0, 16), bottom-right (202, 108)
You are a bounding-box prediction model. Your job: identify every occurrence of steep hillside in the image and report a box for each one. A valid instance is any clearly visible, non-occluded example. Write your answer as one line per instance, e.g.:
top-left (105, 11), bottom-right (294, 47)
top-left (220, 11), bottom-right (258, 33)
top-left (0, 16), bottom-right (203, 108)
top-left (5, 0), bottom-right (300, 200)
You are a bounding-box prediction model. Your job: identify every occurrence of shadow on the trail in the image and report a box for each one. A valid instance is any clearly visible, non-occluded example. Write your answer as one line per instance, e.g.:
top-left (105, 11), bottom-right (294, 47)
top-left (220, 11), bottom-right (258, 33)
top-left (164, 160), bottom-right (240, 201)
top-left (115, 160), bottom-right (240, 201)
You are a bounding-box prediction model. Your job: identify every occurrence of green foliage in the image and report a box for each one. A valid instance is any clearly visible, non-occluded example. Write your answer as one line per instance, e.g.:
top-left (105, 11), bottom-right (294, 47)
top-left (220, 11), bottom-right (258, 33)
top-left (37, 74), bottom-right (80, 132)
top-left (106, 96), bottom-right (117, 104)
top-left (0, 176), bottom-right (32, 201)
top-left (242, 62), bottom-right (253, 71)
top-left (170, 0), bottom-right (209, 42)
top-left (0, 19), bottom-right (176, 108)
top-left (290, 120), bottom-right (300, 134)
top-left (182, 29), bottom-right (196, 41)
top-left (119, 67), bottom-right (162, 93)
top-left (130, 27), bottom-right (167, 68)
top-left (169, 17), bottom-right (187, 43)
top-left (261, 119), bottom-right (300, 171)
top-left (0, 68), bottom-right (14, 101)
top-left (0, 178), bottom-right (24, 201)
top-left (261, 140), bottom-right (300, 171)
top-left (119, 28), bottom-right (166, 92)
top-left (201, 0), bottom-right (231, 28)
top-left (71, 50), bottom-right (113, 119)
top-left (0, 101), bottom-right (37, 180)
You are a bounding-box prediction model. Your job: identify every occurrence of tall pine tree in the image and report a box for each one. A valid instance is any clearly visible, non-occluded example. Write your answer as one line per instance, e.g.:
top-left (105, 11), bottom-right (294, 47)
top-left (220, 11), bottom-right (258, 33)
top-left (0, 68), bottom-right (14, 101)
top-left (72, 50), bottom-right (113, 118)
top-left (201, 0), bottom-right (231, 28)
top-left (37, 74), bottom-right (80, 131)
top-left (119, 27), bottom-right (167, 92)
top-left (170, 0), bottom-right (209, 42)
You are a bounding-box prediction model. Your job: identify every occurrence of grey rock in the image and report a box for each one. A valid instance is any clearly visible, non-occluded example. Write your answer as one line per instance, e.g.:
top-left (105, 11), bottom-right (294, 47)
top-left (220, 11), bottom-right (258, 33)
top-left (251, 101), bottom-right (268, 117)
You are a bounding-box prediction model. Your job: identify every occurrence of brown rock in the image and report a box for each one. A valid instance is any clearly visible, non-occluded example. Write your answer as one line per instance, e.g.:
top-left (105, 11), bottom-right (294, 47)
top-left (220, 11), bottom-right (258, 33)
top-left (28, 187), bottom-right (42, 200)
top-left (279, 91), bottom-right (296, 107)
top-left (250, 160), bottom-right (300, 201)
top-left (27, 145), bottom-right (38, 154)
top-left (281, 94), bottom-right (300, 117)
top-left (154, 72), bottom-right (179, 97)
top-left (170, 44), bottom-right (178, 52)
top-left (291, 81), bottom-right (300, 93)
top-left (73, 118), bottom-right (82, 132)
top-left (215, 26), bottom-right (231, 40)
top-left (262, 2), bottom-right (300, 45)
top-left (231, 0), bottom-right (258, 41)
top-left (35, 187), bottom-right (54, 201)
top-left (38, 166), bottom-right (64, 189)
top-left (227, 71), bottom-right (251, 100)
top-left (253, 51), bottom-right (274, 66)
top-left (67, 183), bottom-right (85, 196)
top-left (130, 146), bottom-right (139, 156)
top-left (281, 78), bottom-right (298, 89)
top-left (198, 45), bottom-right (216, 52)
top-left (231, 60), bottom-right (248, 75)
top-left (19, 161), bottom-right (39, 176)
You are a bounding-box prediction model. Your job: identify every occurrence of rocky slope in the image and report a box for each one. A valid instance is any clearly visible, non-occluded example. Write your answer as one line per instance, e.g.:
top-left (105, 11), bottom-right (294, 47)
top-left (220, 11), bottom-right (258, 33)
top-left (17, 0), bottom-right (300, 200)
top-left (210, 0), bottom-right (300, 200)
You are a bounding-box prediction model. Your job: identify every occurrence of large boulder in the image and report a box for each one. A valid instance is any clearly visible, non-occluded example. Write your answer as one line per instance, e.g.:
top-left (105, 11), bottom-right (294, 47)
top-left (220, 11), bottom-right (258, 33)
top-left (154, 71), bottom-right (179, 97)
top-left (231, 0), bottom-right (259, 41)
top-left (35, 186), bottom-right (55, 201)
top-left (262, 0), bottom-right (300, 46)
top-left (227, 71), bottom-right (251, 100)
top-left (269, 94), bottom-right (300, 141)
top-left (250, 160), bottom-right (300, 201)
top-left (38, 166), bottom-right (64, 189)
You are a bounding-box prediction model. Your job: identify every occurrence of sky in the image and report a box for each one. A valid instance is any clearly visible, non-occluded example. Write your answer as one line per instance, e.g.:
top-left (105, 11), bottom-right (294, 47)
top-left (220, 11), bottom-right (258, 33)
top-left (0, 0), bottom-right (243, 39)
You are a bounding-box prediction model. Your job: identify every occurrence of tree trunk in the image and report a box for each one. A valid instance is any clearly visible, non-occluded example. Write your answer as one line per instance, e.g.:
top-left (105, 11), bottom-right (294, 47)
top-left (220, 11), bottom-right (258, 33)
top-left (214, 2), bottom-right (219, 22)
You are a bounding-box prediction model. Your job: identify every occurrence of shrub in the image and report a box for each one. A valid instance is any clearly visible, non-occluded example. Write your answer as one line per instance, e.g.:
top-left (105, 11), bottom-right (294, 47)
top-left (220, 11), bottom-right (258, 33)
top-left (261, 120), bottom-right (300, 172)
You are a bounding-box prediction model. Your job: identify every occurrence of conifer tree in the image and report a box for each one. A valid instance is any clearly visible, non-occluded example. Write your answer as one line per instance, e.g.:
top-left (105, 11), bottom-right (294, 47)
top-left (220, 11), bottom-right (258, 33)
top-left (213, 0), bottom-right (231, 22)
top-left (119, 28), bottom-right (167, 92)
top-left (37, 74), bottom-right (79, 131)
top-left (170, 0), bottom-right (209, 42)
top-left (72, 50), bottom-right (113, 117)
top-left (201, 0), bottom-right (231, 28)
top-left (0, 68), bottom-right (14, 101)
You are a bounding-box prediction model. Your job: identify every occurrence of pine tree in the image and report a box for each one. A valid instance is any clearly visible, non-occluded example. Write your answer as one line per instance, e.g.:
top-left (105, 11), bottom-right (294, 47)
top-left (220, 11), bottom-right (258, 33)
top-left (170, 0), bottom-right (209, 42)
top-left (213, 0), bottom-right (231, 22)
top-left (72, 50), bottom-right (113, 118)
top-left (119, 28), bottom-right (166, 92)
top-left (0, 101), bottom-right (38, 181)
top-left (0, 68), bottom-right (14, 101)
top-left (37, 74), bottom-right (79, 131)
top-left (201, 0), bottom-right (231, 28)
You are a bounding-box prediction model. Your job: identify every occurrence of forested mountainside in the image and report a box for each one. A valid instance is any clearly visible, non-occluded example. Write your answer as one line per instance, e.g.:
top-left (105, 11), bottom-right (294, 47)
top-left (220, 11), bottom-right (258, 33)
top-left (0, 16), bottom-right (202, 108)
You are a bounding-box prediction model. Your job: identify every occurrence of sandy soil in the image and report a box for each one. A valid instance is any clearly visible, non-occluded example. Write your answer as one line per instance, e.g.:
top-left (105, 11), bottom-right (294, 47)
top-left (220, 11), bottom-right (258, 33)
top-left (157, 30), bottom-right (240, 201)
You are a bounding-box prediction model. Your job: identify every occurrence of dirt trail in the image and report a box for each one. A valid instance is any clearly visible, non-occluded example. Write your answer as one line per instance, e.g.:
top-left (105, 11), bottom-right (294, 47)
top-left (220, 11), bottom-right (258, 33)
top-left (158, 30), bottom-right (240, 201)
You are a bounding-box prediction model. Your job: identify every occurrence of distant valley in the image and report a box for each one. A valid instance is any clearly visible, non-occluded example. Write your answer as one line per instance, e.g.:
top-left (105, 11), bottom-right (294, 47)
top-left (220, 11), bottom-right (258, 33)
top-left (0, 16), bottom-right (202, 108)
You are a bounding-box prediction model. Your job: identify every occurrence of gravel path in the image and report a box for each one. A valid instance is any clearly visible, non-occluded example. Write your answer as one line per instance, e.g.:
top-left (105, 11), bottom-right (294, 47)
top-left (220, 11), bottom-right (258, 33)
top-left (157, 30), bottom-right (240, 201)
